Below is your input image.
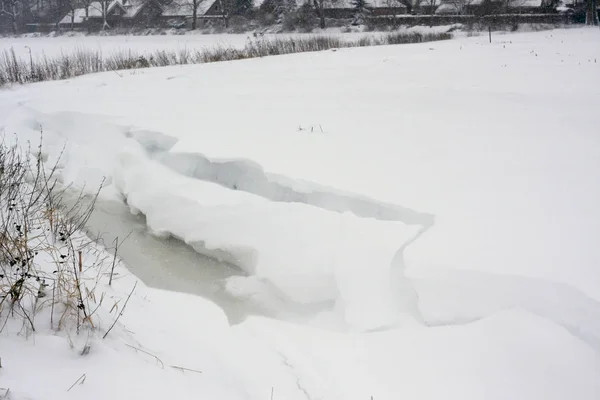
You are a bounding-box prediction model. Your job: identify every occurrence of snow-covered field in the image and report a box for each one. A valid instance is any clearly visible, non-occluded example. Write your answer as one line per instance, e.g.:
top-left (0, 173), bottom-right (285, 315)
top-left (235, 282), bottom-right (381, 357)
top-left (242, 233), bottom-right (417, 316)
top-left (0, 31), bottom-right (375, 59)
top-left (0, 25), bottom-right (460, 59)
top-left (0, 33), bottom-right (269, 58)
top-left (1, 27), bottom-right (600, 400)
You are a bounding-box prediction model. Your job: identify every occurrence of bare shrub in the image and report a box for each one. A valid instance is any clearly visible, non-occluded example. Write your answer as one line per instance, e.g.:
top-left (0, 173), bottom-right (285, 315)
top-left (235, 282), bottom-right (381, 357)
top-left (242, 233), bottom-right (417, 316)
top-left (0, 49), bottom-right (26, 84)
top-left (0, 136), bottom-right (112, 338)
top-left (356, 36), bottom-right (374, 47)
top-left (384, 31), bottom-right (452, 44)
top-left (105, 50), bottom-right (139, 71)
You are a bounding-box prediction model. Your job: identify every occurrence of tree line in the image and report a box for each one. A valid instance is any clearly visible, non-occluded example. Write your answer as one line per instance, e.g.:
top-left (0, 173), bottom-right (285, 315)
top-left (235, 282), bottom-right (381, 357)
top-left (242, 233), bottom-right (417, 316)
top-left (0, 0), bottom-right (597, 34)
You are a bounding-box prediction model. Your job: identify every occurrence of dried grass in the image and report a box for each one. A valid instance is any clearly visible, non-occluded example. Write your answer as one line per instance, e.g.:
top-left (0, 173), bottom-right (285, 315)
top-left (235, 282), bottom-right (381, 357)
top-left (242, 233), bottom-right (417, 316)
top-left (0, 32), bottom-right (452, 86)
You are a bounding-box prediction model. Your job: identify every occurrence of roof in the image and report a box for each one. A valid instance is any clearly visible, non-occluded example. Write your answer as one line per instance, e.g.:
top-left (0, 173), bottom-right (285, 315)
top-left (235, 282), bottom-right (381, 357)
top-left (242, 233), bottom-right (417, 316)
top-left (255, 0), bottom-right (406, 9)
top-left (120, 0), bottom-right (157, 18)
top-left (29, 2), bottom-right (59, 16)
top-left (436, 0), bottom-right (542, 10)
top-left (508, 0), bottom-right (543, 7)
top-left (59, 0), bottom-right (126, 24)
top-left (161, 0), bottom-right (219, 16)
top-left (58, 0), bottom-right (219, 24)
top-left (322, 0), bottom-right (407, 8)
top-left (60, 2), bottom-right (102, 24)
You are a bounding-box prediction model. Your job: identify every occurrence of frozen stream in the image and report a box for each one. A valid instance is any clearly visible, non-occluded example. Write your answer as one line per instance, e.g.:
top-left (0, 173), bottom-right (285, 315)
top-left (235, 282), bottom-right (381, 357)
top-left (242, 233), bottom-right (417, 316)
top-left (62, 191), bottom-right (269, 324)
top-left (63, 189), bottom-right (600, 342)
top-left (61, 190), bottom-right (334, 325)
top-left (55, 185), bottom-right (600, 348)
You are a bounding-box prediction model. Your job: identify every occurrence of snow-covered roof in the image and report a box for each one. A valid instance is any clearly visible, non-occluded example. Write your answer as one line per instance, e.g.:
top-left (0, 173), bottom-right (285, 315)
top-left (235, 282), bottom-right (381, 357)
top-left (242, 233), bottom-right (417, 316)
top-left (118, 0), bottom-right (158, 18)
top-left (435, 3), bottom-right (460, 13)
top-left (254, 0), bottom-right (405, 9)
top-left (323, 0), bottom-right (407, 8)
top-left (161, 0), bottom-right (219, 17)
top-left (58, 0), bottom-right (223, 23)
top-left (436, 0), bottom-right (542, 10)
top-left (508, 0), bottom-right (543, 7)
top-left (60, 2), bottom-right (101, 24)
top-left (59, 0), bottom-right (126, 24)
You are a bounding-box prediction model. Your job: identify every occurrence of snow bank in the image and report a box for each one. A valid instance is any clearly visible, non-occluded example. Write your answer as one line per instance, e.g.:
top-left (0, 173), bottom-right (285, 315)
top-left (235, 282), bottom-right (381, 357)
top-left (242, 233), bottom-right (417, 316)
top-left (0, 171), bottom-right (253, 400)
top-left (413, 267), bottom-right (600, 351)
top-left (0, 105), bottom-right (425, 330)
top-left (1, 107), bottom-right (133, 199)
top-left (114, 145), bottom-right (421, 331)
top-left (156, 149), bottom-right (434, 225)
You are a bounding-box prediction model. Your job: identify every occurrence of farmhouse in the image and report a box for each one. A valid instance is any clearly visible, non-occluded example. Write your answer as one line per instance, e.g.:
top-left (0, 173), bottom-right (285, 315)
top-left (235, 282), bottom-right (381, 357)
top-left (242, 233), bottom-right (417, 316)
top-left (435, 0), bottom-right (547, 14)
top-left (58, 0), bottom-right (223, 29)
top-left (321, 0), bottom-right (407, 18)
top-left (160, 0), bottom-right (224, 27)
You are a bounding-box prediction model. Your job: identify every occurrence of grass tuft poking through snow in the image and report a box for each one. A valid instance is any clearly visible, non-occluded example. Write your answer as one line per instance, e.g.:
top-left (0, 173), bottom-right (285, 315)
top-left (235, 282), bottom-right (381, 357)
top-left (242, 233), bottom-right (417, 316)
top-left (0, 32), bottom-right (451, 86)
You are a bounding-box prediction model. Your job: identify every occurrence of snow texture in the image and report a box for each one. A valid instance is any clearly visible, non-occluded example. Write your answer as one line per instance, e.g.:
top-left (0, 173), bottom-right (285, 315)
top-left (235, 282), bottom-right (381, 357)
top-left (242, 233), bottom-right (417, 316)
top-left (1, 28), bottom-right (599, 400)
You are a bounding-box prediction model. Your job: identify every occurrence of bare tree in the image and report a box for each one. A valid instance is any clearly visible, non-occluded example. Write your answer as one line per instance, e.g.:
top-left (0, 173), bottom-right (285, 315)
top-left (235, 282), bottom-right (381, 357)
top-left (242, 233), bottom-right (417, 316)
top-left (58, 0), bottom-right (80, 30)
top-left (587, 0), bottom-right (598, 25)
top-left (78, 0), bottom-right (93, 32)
top-left (217, 0), bottom-right (229, 27)
top-left (54, 0), bottom-right (68, 28)
top-left (396, 0), bottom-right (421, 14)
top-left (351, 0), bottom-right (370, 24)
top-left (66, 0), bottom-right (77, 30)
top-left (99, 0), bottom-right (108, 29)
top-left (98, 0), bottom-right (112, 29)
top-left (312, 0), bottom-right (325, 28)
top-left (0, 0), bottom-right (23, 33)
top-left (191, 0), bottom-right (205, 29)
top-left (424, 0), bottom-right (438, 24)
top-left (384, 0), bottom-right (400, 23)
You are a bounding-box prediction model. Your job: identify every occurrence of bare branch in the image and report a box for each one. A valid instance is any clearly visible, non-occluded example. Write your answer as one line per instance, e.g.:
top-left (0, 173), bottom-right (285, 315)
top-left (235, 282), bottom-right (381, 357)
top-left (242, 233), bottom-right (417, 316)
top-left (124, 343), bottom-right (165, 368)
top-left (170, 365), bottom-right (203, 374)
top-left (66, 374), bottom-right (87, 392)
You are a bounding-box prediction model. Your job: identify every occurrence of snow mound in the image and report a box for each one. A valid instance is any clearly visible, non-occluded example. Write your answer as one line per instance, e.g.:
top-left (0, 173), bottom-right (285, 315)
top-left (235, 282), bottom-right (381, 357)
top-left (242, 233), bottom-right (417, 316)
top-left (155, 149), bottom-right (434, 225)
top-left (114, 146), bottom-right (422, 331)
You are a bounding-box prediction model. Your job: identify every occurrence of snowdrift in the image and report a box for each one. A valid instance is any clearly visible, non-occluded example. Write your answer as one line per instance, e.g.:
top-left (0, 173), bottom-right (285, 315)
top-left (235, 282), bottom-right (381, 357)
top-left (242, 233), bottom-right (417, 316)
top-left (114, 145), bottom-right (422, 331)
